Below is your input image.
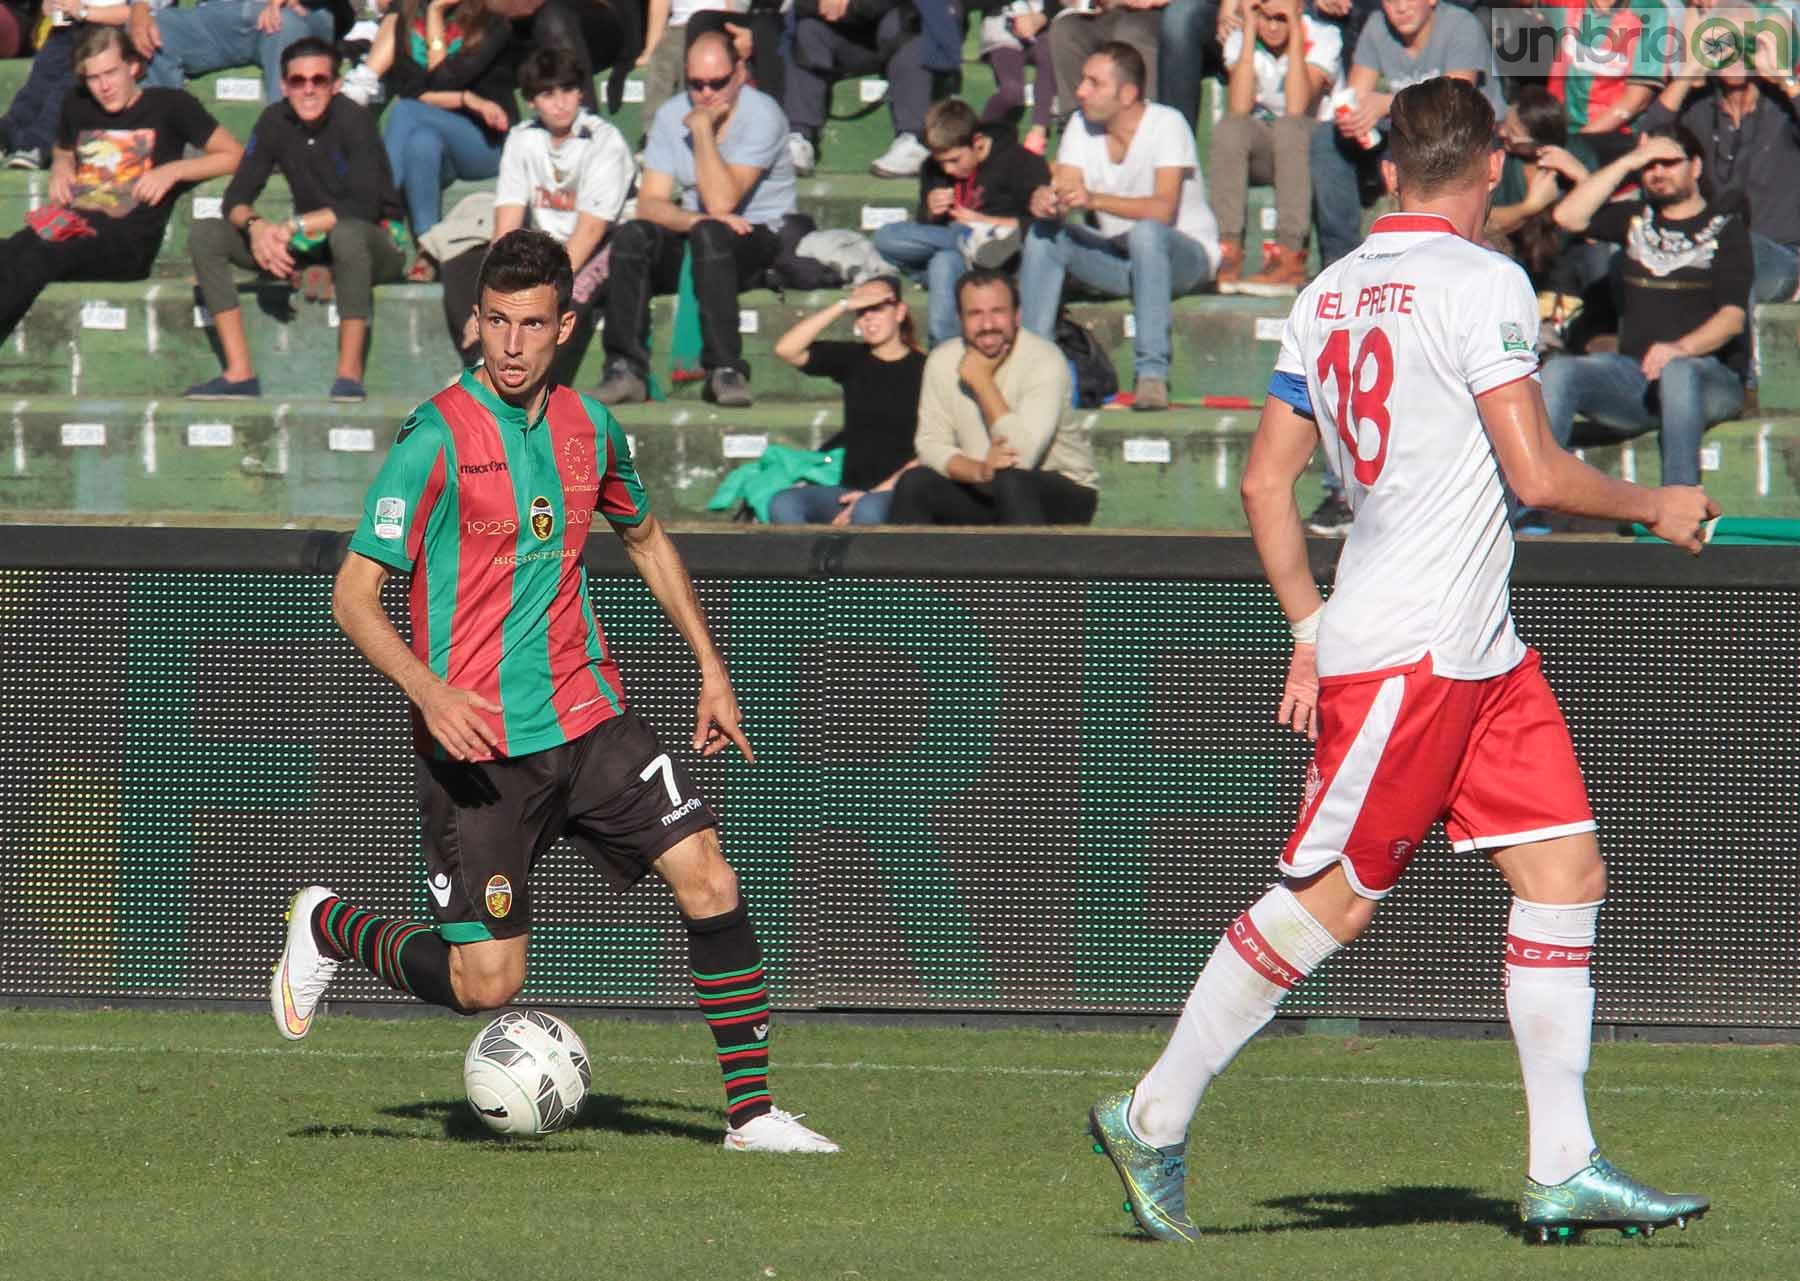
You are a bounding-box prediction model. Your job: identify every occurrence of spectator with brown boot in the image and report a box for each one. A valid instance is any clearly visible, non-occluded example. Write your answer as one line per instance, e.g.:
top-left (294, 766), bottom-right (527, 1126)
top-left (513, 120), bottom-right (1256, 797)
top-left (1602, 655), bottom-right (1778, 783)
top-left (1210, 0), bottom-right (1336, 296)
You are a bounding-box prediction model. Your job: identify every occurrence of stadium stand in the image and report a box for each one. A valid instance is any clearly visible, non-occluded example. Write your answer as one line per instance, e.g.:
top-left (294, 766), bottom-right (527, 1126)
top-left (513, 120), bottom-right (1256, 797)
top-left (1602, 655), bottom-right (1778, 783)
top-left (2, 37), bottom-right (1799, 530)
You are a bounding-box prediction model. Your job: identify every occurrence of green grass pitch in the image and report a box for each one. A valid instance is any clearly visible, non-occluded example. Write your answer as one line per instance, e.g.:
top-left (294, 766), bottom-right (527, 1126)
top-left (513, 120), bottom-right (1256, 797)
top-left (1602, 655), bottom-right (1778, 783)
top-left (4, 1008), bottom-right (1795, 1280)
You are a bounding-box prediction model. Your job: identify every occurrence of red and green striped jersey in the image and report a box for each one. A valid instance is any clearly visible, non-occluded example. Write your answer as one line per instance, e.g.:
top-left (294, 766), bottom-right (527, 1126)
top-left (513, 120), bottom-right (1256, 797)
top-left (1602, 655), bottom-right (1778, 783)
top-left (1547, 2), bottom-right (1669, 131)
top-left (348, 369), bottom-right (649, 759)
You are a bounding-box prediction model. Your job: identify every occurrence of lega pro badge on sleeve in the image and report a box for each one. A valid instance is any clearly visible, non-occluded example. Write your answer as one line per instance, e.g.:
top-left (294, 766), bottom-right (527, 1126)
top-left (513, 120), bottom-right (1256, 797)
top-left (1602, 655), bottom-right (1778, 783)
top-left (374, 497), bottom-right (405, 539)
top-left (1500, 322), bottom-right (1530, 354)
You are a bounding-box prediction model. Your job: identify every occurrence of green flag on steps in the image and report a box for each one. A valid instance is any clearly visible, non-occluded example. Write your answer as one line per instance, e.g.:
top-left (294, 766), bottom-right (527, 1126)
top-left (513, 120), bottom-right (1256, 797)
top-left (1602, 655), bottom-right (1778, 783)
top-left (669, 244), bottom-right (705, 389)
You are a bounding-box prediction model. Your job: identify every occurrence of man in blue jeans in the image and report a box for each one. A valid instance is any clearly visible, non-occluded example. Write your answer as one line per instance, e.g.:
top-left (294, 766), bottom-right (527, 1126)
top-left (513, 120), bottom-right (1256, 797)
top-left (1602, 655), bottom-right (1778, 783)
top-left (128, 0), bottom-right (344, 105)
top-left (1536, 125), bottom-right (1751, 524)
top-left (1018, 42), bottom-right (1217, 411)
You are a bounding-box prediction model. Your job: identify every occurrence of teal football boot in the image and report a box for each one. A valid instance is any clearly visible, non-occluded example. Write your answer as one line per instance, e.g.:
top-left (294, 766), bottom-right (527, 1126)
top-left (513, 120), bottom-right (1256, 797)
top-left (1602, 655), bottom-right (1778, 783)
top-left (1087, 1091), bottom-right (1202, 1243)
top-left (1520, 1150), bottom-right (1710, 1243)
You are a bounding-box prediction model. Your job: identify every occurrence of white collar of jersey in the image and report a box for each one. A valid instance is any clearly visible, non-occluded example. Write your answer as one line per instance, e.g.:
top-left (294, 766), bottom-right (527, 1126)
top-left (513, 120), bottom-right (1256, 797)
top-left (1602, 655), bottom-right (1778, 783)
top-left (1369, 212), bottom-right (1460, 237)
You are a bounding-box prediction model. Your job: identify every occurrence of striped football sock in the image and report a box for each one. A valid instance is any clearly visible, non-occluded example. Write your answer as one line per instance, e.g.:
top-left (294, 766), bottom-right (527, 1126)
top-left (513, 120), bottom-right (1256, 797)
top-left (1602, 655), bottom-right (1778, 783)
top-left (312, 895), bottom-right (460, 1011)
top-left (686, 902), bottom-right (773, 1128)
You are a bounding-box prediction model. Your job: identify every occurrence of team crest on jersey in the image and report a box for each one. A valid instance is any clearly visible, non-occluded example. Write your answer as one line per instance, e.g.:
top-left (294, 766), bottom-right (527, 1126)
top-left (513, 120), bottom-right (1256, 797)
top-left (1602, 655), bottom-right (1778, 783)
top-left (1499, 322), bottom-right (1530, 354)
top-left (530, 495), bottom-right (554, 541)
top-left (562, 435), bottom-right (592, 483)
top-left (485, 874), bottom-right (514, 918)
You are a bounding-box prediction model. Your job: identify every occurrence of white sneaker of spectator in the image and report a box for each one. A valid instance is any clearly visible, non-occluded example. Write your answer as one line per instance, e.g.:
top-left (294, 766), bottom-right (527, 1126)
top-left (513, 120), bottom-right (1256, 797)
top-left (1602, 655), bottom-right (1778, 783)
top-left (787, 132), bottom-right (816, 178)
top-left (340, 62), bottom-right (384, 109)
top-left (961, 222), bottom-right (1021, 269)
top-left (870, 132), bottom-right (929, 179)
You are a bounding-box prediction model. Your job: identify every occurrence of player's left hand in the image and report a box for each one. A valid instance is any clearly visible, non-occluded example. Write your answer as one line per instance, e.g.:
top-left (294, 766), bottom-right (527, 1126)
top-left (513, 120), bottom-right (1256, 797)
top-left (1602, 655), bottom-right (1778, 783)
top-left (1640, 340), bottom-right (1686, 382)
top-left (1280, 642), bottom-right (1319, 740)
top-left (694, 675), bottom-right (756, 762)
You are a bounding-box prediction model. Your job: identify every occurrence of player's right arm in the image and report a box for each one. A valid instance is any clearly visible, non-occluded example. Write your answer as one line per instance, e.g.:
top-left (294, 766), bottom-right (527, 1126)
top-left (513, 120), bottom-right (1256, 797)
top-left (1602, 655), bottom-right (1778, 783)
top-left (331, 553), bottom-right (503, 762)
top-left (1242, 394), bottom-right (1326, 740)
top-left (1476, 379), bottom-right (1718, 553)
top-left (1459, 255), bottom-right (1719, 552)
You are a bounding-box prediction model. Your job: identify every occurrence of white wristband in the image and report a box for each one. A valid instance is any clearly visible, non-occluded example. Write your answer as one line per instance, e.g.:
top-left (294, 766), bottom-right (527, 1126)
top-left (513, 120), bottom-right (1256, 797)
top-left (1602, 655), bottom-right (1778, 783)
top-left (1289, 606), bottom-right (1322, 645)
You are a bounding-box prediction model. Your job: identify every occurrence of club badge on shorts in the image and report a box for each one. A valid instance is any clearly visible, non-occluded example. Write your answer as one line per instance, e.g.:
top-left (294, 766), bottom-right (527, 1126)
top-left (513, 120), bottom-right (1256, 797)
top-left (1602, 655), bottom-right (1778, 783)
top-left (530, 495), bottom-right (554, 541)
top-left (485, 874), bottom-right (514, 918)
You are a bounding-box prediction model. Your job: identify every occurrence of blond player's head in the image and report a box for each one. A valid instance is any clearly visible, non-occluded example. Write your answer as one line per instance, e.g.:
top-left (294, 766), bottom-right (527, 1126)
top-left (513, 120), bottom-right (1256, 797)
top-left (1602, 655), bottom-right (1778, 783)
top-left (1386, 77), bottom-right (1499, 203)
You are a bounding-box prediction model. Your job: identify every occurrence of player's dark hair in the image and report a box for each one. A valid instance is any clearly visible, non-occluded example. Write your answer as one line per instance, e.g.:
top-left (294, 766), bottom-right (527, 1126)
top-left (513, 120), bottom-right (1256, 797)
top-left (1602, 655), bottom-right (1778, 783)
top-left (955, 266), bottom-right (1020, 312)
top-left (518, 46), bottom-right (584, 99)
top-left (279, 36), bottom-right (338, 77)
top-left (74, 25), bottom-right (136, 72)
top-left (1389, 76), bottom-right (1495, 197)
top-left (479, 228), bottom-right (574, 315)
top-left (1096, 41), bottom-right (1146, 96)
top-left (1639, 120), bottom-right (1704, 160)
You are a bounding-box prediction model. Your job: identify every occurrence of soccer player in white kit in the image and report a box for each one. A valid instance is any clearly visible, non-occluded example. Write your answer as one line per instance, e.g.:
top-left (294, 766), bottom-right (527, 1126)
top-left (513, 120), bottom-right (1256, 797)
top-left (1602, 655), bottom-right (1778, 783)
top-left (1087, 77), bottom-right (1718, 1246)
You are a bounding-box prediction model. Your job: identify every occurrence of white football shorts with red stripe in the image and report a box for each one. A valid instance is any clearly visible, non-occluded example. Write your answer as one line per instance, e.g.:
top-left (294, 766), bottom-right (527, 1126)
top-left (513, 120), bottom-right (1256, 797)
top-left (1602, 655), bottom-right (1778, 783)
top-left (1280, 648), bottom-right (1595, 898)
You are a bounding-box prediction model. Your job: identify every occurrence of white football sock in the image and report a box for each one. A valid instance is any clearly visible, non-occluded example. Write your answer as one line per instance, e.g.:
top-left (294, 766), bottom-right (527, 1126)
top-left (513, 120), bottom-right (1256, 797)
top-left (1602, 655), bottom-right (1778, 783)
top-left (1505, 897), bottom-right (1601, 1185)
top-left (1130, 884), bottom-right (1342, 1148)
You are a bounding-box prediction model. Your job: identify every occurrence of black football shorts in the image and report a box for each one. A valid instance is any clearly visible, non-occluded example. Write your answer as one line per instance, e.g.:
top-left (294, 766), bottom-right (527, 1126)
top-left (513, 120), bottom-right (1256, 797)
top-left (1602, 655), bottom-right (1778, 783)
top-left (415, 710), bottom-right (718, 943)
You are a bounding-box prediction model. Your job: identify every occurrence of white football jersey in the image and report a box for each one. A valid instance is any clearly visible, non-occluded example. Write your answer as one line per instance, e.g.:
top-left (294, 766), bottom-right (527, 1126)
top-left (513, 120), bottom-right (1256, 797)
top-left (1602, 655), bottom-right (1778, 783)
top-left (1271, 212), bottom-right (1539, 680)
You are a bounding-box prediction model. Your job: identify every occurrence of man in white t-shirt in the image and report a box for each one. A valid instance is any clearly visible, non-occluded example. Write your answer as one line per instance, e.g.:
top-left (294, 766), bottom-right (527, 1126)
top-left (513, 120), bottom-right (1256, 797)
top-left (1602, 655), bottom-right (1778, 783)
top-left (1086, 76), bottom-right (1715, 1248)
top-left (1211, 0), bottom-right (1339, 296)
top-left (439, 47), bottom-right (635, 375)
top-left (1018, 41), bottom-right (1218, 411)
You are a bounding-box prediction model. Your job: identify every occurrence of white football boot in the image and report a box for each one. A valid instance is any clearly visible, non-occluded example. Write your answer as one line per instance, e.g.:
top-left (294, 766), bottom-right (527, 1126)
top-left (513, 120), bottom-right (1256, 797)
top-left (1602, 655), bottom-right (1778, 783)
top-left (271, 885), bottom-right (342, 1040)
top-left (724, 1107), bottom-right (841, 1153)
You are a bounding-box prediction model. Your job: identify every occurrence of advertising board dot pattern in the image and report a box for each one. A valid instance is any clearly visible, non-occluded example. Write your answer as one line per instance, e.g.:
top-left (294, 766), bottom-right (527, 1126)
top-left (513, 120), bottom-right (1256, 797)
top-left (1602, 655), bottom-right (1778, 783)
top-left (0, 553), bottom-right (1794, 1025)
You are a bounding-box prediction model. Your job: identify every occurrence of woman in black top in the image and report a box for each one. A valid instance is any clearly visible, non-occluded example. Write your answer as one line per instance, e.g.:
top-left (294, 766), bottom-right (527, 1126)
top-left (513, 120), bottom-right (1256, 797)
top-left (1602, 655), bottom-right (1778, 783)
top-left (768, 276), bottom-right (927, 526)
top-left (367, 0), bottom-right (518, 272)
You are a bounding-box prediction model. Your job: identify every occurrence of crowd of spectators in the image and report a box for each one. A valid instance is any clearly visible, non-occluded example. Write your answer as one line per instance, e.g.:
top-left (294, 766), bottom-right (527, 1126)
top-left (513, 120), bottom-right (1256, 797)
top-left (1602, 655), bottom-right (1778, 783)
top-left (1, 0), bottom-right (1794, 527)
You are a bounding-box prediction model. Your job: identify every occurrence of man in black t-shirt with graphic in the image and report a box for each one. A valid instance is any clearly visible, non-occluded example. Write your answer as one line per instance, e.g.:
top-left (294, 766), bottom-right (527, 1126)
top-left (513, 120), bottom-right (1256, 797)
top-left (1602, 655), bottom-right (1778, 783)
top-left (185, 37), bottom-right (405, 403)
top-left (1542, 124), bottom-right (1753, 511)
top-left (0, 26), bottom-right (240, 345)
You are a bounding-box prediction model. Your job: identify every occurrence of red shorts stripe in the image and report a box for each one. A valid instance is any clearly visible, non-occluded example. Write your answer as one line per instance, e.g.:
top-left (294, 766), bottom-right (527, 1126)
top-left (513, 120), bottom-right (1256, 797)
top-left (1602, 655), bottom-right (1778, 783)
top-left (1281, 650), bottom-right (1594, 898)
top-left (1505, 935), bottom-right (1594, 967)
top-left (1226, 912), bottom-right (1303, 990)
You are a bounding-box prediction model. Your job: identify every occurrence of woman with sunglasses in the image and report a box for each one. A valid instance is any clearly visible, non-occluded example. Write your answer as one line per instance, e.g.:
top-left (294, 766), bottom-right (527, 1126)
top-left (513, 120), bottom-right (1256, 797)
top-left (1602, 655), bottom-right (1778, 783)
top-left (362, 0), bottom-right (520, 279)
top-left (767, 275), bottom-right (926, 526)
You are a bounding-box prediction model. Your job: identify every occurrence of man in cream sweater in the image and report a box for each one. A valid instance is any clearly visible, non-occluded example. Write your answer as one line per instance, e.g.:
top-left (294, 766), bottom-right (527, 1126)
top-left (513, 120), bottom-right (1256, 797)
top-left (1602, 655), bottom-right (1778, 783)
top-left (889, 268), bottom-right (1100, 525)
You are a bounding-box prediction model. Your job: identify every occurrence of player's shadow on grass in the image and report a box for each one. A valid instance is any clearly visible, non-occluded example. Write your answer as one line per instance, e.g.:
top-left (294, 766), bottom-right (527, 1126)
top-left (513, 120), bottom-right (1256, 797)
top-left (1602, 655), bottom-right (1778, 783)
top-left (1226, 1185), bottom-right (1518, 1235)
top-left (290, 1093), bottom-right (718, 1145)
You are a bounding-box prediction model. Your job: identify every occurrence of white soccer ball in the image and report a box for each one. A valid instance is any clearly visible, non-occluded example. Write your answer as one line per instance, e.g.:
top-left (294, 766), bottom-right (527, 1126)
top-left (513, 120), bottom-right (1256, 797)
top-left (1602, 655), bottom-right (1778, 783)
top-left (463, 1009), bottom-right (592, 1136)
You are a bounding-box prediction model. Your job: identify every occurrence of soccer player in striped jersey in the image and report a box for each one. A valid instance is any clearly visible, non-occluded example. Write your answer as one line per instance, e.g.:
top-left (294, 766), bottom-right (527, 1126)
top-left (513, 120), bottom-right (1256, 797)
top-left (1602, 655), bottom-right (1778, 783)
top-left (1087, 77), bottom-right (1714, 1242)
top-left (270, 228), bottom-right (836, 1154)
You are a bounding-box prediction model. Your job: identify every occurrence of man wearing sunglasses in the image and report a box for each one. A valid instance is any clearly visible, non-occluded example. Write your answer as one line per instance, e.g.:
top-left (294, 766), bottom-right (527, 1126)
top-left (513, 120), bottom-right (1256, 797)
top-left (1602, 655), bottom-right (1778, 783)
top-left (1534, 123), bottom-right (1752, 528)
top-left (185, 36), bottom-right (406, 402)
top-left (596, 29), bottom-right (796, 408)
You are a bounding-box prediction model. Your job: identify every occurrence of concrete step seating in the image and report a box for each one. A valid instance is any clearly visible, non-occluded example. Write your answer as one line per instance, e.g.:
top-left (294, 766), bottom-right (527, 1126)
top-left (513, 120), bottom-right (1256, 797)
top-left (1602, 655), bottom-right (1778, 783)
top-left (4, 393), bottom-right (1796, 529)
top-left (3, 282), bottom-right (1320, 402)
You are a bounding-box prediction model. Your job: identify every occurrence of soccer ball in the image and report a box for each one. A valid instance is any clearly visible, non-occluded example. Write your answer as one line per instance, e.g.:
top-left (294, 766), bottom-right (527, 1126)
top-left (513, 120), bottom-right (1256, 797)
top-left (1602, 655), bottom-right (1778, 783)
top-left (463, 1009), bottom-right (592, 1136)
